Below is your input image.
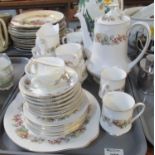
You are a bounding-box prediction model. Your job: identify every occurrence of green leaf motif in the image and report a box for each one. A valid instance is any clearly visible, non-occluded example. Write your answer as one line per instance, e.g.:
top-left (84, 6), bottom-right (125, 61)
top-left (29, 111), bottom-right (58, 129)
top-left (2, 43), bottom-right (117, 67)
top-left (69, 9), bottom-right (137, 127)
top-left (79, 0), bottom-right (90, 8)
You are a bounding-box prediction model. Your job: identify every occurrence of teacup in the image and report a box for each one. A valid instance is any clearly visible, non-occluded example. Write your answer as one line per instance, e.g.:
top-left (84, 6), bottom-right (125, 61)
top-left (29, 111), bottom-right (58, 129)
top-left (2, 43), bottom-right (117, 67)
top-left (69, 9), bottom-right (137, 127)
top-left (100, 91), bottom-right (145, 136)
top-left (55, 43), bottom-right (83, 67)
top-left (25, 57), bottom-right (65, 88)
top-left (0, 54), bottom-right (13, 90)
top-left (62, 31), bottom-right (83, 44)
top-left (99, 66), bottom-right (127, 98)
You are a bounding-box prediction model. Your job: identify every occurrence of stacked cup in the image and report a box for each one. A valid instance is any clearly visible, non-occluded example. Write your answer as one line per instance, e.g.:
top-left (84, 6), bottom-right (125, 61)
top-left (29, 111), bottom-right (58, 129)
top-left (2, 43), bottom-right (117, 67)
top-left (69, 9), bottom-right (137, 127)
top-left (55, 43), bottom-right (87, 83)
top-left (99, 66), bottom-right (145, 136)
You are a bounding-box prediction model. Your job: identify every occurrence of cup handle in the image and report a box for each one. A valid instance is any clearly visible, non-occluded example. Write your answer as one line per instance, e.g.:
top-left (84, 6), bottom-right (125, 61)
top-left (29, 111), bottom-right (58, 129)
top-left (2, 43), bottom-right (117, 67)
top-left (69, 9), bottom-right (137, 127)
top-left (128, 22), bottom-right (151, 72)
top-left (62, 36), bottom-right (67, 44)
top-left (99, 82), bottom-right (109, 98)
top-left (27, 59), bottom-right (38, 75)
top-left (131, 102), bottom-right (145, 123)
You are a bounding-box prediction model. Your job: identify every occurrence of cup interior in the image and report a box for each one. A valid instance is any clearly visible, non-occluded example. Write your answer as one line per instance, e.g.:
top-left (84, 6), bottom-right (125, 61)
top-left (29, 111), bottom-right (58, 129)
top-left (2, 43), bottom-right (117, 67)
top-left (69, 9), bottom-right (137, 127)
top-left (25, 57), bottom-right (65, 80)
top-left (101, 67), bottom-right (127, 81)
top-left (55, 43), bottom-right (82, 57)
top-left (102, 92), bottom-right (135, 112)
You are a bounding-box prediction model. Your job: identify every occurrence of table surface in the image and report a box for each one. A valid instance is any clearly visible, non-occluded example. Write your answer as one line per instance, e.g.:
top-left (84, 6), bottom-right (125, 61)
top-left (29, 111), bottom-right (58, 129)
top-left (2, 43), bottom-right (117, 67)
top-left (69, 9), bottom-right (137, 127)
top-left (0, 0), bottom-right (77, 9)
top-left (147, 143), bottom-right (154, 155)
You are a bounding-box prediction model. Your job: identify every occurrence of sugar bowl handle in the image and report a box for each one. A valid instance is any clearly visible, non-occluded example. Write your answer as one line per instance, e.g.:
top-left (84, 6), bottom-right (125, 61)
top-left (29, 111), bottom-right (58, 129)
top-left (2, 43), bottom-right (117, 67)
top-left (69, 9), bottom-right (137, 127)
top-left (128, 22), bottom-right (151, 72)
top-left (99, 82), bottom-right (109, 98)
top-left (131, 102), bottom-right (145, 123)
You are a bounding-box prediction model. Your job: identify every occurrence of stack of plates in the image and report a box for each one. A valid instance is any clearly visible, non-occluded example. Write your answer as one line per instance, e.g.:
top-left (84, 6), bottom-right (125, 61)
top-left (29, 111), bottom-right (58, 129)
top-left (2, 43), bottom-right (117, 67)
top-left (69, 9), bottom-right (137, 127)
top-left (19, 67), bottom-right (89, 138)
top-left (9, 10), bottom-right (67, 52)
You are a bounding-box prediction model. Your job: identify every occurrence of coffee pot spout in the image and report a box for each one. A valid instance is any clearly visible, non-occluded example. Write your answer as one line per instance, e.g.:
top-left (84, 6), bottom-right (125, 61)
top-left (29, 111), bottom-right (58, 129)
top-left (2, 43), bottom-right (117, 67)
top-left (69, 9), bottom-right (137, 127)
top-left (75, 12), bottom-right (92, 57)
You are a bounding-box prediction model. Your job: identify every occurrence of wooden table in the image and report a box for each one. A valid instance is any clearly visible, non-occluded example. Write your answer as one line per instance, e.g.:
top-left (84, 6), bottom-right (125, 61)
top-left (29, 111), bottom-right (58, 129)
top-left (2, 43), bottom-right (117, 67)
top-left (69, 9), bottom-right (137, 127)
top-left (147, 143), bottom-right (154, 155)
top-left (0, 0), bottom-right (77, 9)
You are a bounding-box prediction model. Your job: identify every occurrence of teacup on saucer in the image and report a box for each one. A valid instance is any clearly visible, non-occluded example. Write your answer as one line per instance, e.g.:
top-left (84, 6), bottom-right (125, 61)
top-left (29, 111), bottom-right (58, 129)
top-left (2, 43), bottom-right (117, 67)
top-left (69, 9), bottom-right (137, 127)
top-left (25, 57), bottom-right (65, 78)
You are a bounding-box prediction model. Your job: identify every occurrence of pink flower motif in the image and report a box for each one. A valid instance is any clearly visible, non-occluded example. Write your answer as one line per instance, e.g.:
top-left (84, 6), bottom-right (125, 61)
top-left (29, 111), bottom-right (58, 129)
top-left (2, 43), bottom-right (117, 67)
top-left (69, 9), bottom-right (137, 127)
top-left (12, 114), bottom-right (23, 127)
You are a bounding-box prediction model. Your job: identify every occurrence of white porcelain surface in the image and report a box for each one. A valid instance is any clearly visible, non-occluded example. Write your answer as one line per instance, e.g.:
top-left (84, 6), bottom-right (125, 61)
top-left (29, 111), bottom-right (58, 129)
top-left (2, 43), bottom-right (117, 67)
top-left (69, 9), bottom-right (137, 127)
top-left (20, 66), bottom-right (79, 97)
top-left (0, 54), bottom-right (13, 90)
top-left (55, 43), bottom-right (87, 82)
top-left (76, 7), bottom-right (151, 78)
top-left (11, 10), bottom-right (64, 28)
top-left (4, 90), bottom-right (100, 152)
top-left (55, 43), bottom-right (83, 64)
top-left (62, 31), bottom-right (83, 44)
top-left (25, 57), bottom-right (65, 85)
top-left (99, 66), bottom-right (126, 98)
top-left (100, 91), bottom-right (145, 136)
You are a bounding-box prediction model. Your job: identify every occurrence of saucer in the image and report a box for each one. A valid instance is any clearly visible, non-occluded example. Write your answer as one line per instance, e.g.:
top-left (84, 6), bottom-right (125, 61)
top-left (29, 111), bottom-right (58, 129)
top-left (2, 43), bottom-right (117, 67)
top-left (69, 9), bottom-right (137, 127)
top-left (4, 89), bottom-right (100, 152)
top-left (19, 67), bottom-right (79, 98)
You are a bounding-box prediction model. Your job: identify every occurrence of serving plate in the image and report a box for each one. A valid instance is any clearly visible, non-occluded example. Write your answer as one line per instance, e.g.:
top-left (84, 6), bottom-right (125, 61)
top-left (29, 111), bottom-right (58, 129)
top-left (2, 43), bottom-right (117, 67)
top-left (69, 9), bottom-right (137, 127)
top-left (4, 90), bottom-right (100, 152)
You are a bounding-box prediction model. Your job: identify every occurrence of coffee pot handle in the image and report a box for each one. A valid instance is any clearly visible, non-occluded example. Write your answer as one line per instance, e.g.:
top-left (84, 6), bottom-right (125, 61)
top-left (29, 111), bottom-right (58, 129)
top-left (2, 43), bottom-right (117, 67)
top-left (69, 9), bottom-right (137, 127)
top-left (131, 102), bottom-right (145, 123)
top-left (128, 22), bottom-right (151, 72)
top-left (0, 18), bottom-right (8, 49)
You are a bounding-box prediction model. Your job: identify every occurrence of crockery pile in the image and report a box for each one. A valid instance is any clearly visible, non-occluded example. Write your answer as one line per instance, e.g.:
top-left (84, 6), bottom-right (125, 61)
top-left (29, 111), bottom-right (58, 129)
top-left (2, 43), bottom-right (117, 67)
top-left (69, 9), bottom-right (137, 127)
top-left (9, 10), bottom-right (67, 52)
top-left (19, 57), bottom-right (89, 138)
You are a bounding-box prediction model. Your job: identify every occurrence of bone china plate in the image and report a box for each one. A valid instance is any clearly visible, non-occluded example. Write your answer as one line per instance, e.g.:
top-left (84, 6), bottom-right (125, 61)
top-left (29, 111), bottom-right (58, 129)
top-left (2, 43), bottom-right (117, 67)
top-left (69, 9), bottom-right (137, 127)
top-left (4, 90), bottom-right (100, 152)
top-left (11, 10), bottom-right (64, 28)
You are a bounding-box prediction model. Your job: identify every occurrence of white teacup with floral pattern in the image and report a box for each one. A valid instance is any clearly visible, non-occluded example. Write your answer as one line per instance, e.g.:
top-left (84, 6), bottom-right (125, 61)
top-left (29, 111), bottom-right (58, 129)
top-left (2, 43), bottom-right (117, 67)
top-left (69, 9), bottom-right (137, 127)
top-left (25, 57), bottom-right (65, 90)
top-left (62, 31), bottom-right (83, 45)
top-left (99, 66), bottom-right (127, 98)
top-left (100, 91), bottom-right (145, 136)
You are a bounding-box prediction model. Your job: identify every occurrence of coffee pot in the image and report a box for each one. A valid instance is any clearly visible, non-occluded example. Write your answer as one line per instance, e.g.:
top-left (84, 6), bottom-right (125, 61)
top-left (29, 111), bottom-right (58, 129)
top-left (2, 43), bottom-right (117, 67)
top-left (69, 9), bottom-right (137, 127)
top-left (0, 18), bottom-right (9, 53)
top-left (76, 8), bottom-right (151, 78)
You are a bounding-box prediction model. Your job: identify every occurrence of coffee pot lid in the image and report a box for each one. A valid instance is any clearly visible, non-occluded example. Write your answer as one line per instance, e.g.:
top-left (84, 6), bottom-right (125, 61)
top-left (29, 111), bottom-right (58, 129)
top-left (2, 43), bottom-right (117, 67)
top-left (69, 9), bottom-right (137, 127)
top-left (99, 8), bottom-right (130, 25)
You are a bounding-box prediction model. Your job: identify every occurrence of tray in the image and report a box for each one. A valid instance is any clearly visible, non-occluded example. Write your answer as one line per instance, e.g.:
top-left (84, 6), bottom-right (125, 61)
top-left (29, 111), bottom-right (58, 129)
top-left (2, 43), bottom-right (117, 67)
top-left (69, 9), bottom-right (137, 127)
top-left (0, 57), bottom-right (28, 111)
top-left (129, 68), bottom-right (154, 145)
top-left (0, 74), bottom-right (147, 155)
top-left (6, 47), bottom-right (32, 58)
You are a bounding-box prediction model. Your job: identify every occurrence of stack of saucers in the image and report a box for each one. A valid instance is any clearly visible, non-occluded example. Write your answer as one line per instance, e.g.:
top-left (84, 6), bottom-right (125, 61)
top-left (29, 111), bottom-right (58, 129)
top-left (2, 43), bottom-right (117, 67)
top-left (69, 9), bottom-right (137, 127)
top-left (19, 57), bottom-right (89, 138)
top-left (9, 10), bottom-right (67, 52)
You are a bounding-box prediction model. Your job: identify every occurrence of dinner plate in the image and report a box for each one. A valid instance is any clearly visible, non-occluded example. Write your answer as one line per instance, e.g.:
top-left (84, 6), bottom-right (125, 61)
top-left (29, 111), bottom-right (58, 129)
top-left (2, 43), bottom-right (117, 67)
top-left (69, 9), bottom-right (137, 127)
top-left (21, 83), bottom-right (80, 103)
top-left (23, 87), bottom-right (82, 107)
top-left (11, 10), bottom-right (64, 28)
top-left (24, 92), bottom-right (84, 118)
top-left (4, 89), bottom-right (100, 152)
top-left (23, 94), bottom-right (89, 126)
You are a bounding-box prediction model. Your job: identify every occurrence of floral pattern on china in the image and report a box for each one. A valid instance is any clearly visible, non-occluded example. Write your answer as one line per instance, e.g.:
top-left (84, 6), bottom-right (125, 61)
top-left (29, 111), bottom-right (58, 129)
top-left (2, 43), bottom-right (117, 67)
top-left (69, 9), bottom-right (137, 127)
top-left (95, 33), bottom-right (127, 45)
top-left (12, 106), bottom-right (90, 144)
top-left (102, 115), bottom-right (132, 129)
top-left (11, 10), bottom-right (64, 28)
top-left (4, 91), bottom-right (100, 152)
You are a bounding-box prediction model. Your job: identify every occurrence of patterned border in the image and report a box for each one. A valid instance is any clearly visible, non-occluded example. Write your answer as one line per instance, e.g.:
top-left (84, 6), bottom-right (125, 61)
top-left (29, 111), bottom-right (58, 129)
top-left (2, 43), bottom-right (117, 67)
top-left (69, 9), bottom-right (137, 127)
top-left (95, 33), bottom-right (127, 45)
top-left (12, 106), bottom-right (91, 145)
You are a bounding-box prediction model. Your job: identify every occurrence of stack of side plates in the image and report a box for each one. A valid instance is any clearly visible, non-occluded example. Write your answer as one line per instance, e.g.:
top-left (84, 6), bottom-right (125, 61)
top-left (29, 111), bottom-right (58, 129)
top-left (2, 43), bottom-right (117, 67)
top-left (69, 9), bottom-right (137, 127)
top-left (19, 67), bottom-right (89, 138)
top-left (9, 10), bottom-right (67, 52)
